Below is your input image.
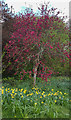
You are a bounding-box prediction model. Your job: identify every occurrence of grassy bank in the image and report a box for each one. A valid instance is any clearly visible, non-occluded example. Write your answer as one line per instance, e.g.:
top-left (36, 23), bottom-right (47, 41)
top-left (1, 76), bottom-right (70, 118)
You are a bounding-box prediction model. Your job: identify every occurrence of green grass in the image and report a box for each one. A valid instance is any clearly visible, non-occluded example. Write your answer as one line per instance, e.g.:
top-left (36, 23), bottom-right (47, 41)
top-left (1, 76), bottom-right (70, 118)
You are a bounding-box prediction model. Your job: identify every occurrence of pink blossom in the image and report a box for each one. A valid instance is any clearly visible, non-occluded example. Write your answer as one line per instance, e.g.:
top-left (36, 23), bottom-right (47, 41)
top-left (15, 59), bottom-right (18, 62)
top-left (50, 45), bottom-right (53, 49)
top-left (31, 31), bottom-right (34, 35)
top-left (9, 41), bottom-right (11, 44)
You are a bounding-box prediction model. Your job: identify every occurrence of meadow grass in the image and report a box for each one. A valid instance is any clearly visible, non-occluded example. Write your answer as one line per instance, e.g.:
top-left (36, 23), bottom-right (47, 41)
top-left (1, 76), bottom-right (70, 118)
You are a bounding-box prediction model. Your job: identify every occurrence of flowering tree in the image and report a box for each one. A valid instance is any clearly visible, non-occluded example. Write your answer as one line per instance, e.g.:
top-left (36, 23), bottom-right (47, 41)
top-left (5, 4), bottom-right (70, 86)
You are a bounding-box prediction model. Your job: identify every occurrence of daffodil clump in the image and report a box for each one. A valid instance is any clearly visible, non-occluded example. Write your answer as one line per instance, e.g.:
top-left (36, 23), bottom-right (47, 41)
top-left (1, 86), bottom-right (70, 118)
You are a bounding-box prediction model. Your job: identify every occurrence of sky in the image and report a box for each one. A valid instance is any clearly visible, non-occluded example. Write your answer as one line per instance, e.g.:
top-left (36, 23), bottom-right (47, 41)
top-left (4, 0), bottom-right (71, 21)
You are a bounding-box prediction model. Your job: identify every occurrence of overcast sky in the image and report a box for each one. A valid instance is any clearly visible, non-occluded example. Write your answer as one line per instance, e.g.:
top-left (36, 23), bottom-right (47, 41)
top-left (5, 0), bottom-right (70, 21)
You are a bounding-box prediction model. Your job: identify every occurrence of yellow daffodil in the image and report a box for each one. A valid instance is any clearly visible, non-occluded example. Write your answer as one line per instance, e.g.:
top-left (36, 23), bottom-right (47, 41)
top-left (55, 100), bottom-right (57, 103)
top-left (48, 93), bottom-right (51, 96)
top-left (15, 88), bottom-right (18, 92)
top-left (30, 93), bottom-right (33, 96)
top-left (23, 90), bottom-right (27, 94)
top-left (2, 89), bottom-right (4, 94)
top-left (5, 88), bottom-right (7, 92)
top-left (12, 90), bottom-right (14, 94)
top-left (59, 97), bottom-right (61, 99)
top-left (35, 103), bottom-right (37, 105)
top-left (14, 93), bottom-right (17, 96)
top-left (11, 94), bottom-right (13, 96)
top-left (21, 95), bottom-right (23, 98)
top-left (60, 92), bottom-right (62, 95)
top-left (8, 88), bottom-right (10, 90)
top-left (64, 93), bottom-right (66, 95)
top-left (57, 91), bottom-right (59, 92)
top-left (27, 94), bottom-right (29, 96)
top-left (36, 91), bottom-right (38, 94)
top-left (41, 101), bottom-right (44, 104)
top-left (20, 93), bottom-right (22, 95)
top-left (52, 89), bottom-right (54, 91)
top-left (19, 89), bottom-right (20, 91)
top-left (42, 93), bottom-right (44, 95)
top-left (40, 96), bottom-right (42, 98)
top-left (44, 95), bottom-right (46, 97)
top-left (2, 86), bottom-right (4, 88)
top-left (12, 96), bottom-right (14, 98)
top-left (20, 89), bottom-right (23, 92)
top-left (11, 88), bottom-right (13, 91)
top-left (43, 91), bottom-right (45, 93)
top-left (54, 93), bottom-right (57, 95)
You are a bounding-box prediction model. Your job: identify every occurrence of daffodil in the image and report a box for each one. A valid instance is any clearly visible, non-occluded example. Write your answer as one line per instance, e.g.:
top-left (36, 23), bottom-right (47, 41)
top-left (27, 94), bottom-right (29, 96)
top-left (15, 88), bottom-right (18, 92)
top-left (59, 97), bottom-right (61, 99)
top-left (54, 93), bottom-right (57, 95)
top-left (21, 95), bottom-right (23, 98)
top-left (14, 93), bottom-right (17, 96)
top-left (55, 100), bottom-right (57, 103)
top-left (52, 89), bottom-right (54, 91)
top-left (44, 95), bottom-right (46, 97)
top-left (5, 88), bottom-right (7, 92)
top-left (20, 89), bottom-right (23, 92)
top-left (57, 91), bottom-right (59, 92)
top-left (12, 96), bottom-right (14, 98)
top-left (23, 90), bottom-right (27, 94)
top-left (2, 86), bottom-right (4, 88)
top-left (42, 93), bottom-right (44, 95)
top-left (43, 91), bottom-right (45, 93)
top-left (2, 89), bottom-right (4, 94)
top-left (48, 93), bottom-right (51, 96)
top-left (12, 90), bottom-right (14, 94)
top-left (8, 88), bottom-right (10, 90)
top-left (60, 92), bottom-right (62, 95)
top-left (41, 101), bottom-right (44, 104)
top-left (36, 91), bottom-right (38, 94)
top-left (20, 93), bottom-right (22, 95)
top-left (40, 96), bottom-right (42, 98)
top-left (11, 94), bottom-right (13, 96)
top-left (35, 103), bottom-right (37, 105)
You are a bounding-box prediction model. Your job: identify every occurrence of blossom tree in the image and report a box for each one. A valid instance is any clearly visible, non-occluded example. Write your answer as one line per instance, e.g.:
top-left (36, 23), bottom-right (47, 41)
top-left (5, 4), bottom-right (70, 86)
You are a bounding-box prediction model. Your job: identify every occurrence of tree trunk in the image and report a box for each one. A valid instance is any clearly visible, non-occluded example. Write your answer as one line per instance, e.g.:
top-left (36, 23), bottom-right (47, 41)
top-left (33, 47), bottom-right (44, 86)
top-left (33, 55), bottom-right (39, 87)
top-left (33, 66), bottom-right (38, 86)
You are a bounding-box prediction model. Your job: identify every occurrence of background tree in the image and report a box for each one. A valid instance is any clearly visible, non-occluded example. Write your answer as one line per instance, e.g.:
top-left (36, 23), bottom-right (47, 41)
top-left (2, 0), bottom-right (16, 77)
